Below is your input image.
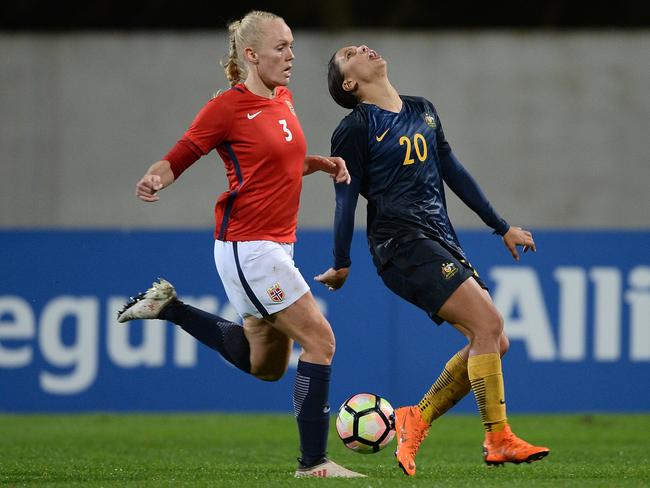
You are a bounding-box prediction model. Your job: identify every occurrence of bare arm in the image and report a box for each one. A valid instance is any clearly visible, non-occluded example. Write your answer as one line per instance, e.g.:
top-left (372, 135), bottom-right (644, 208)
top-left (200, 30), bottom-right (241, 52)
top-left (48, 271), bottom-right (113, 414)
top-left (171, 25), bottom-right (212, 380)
top-left (136, 160), bottom-right (176, 202)
top-left (303, 155), bottom-right (351, 184)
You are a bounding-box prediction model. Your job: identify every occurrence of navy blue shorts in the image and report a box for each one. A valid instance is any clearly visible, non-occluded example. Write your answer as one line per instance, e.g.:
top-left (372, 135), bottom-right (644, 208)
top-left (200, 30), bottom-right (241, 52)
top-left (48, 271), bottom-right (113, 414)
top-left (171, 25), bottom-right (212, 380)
top-left (378, 238), bottom-right (487, 325)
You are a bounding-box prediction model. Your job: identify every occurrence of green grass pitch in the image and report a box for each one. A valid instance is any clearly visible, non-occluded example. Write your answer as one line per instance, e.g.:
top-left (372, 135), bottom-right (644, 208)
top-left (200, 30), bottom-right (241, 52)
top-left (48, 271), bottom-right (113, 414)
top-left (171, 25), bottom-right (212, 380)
top-left (1, 413), bottom-right (648, 487)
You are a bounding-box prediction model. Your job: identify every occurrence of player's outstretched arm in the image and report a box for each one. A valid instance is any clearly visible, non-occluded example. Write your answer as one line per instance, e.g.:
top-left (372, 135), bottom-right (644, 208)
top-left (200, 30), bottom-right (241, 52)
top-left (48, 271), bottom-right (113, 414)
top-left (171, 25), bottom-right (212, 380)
top-left (136, 160), bottom-right (175, 202)
top-left (502, 226), bottom-right (536, 261)
top-left (315, 267), bottom-right (350, 291)
top-left (303, 155), bottom-right (351, 184)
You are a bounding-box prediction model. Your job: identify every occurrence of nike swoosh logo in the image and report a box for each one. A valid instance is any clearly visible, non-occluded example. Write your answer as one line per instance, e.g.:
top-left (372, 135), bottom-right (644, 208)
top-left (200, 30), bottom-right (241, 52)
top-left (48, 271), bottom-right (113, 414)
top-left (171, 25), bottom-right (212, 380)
top-left (247, 111), bottom-right (262, 119)
top-left (375, 129), bottom-right (389, 142)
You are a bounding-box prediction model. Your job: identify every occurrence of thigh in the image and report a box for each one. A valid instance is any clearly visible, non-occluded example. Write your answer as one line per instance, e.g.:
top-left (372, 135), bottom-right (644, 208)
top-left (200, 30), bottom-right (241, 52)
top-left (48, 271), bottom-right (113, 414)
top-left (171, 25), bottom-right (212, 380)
top-left (267, 290), bottom-right (333, 346)
top-left (244, 316), bottom-right (293, 377)
top-left (438, 277), bottom-right (501, 332)
top-left (266, 291), bottom-right (335, 365)
top-left (448, 288), bottom-right (508, 356)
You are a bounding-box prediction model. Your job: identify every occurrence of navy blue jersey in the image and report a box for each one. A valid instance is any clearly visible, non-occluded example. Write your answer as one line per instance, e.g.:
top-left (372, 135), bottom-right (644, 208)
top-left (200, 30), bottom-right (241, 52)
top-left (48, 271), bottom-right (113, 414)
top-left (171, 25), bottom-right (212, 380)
top-left (330, 95), bottom-right (509, 269)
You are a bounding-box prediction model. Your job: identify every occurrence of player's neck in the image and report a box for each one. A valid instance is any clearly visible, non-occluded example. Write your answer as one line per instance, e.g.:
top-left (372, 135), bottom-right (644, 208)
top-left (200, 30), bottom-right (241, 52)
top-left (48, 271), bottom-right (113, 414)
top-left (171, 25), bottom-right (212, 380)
top-left (244, 76), bottom-right (278, 99)
top-left (361, 81), bottom-right (402, 113)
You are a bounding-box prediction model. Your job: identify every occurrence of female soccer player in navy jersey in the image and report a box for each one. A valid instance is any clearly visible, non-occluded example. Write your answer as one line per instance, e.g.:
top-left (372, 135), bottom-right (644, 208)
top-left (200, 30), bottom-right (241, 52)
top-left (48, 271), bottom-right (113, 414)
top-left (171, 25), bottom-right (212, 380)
top-left (317, 44), bottom-right (549, 476)
top-left (117, 12), bottom-right (364, 478)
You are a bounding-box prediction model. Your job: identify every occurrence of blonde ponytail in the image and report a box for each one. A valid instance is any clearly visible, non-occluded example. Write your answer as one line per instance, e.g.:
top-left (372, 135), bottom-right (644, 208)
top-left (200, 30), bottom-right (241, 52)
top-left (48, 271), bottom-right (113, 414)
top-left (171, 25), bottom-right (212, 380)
top-left (224, 20), bottom-right (244, 87)
top-left (221, 10), bottom-right (282, 87)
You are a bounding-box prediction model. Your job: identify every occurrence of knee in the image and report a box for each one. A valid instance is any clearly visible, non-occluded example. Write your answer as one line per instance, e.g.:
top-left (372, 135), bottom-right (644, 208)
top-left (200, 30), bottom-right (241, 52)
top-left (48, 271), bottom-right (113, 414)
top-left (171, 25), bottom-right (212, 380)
top-left (499, 334), bottom-right (510, 357)
top-left (314, 332), bottom-right (336, 364)
top-left (252, 366), bottom-right (286, 382)
top-left (487, 308), bottom-right (504, 338)
top-left (255, 372), bottom-right (285, 382)
top-left (302, 322), bottom-right (336, 364)
top-left (471, 307), bottom-right (504, 341)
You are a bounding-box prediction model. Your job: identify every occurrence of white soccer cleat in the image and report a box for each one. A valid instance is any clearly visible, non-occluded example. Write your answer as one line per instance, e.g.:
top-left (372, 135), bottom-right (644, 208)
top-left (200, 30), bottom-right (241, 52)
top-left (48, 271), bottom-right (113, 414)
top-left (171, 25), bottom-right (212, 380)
top-left (294, 459), bottom-right (366, 478)
top-left (116, 278), bottom-right (177, 323)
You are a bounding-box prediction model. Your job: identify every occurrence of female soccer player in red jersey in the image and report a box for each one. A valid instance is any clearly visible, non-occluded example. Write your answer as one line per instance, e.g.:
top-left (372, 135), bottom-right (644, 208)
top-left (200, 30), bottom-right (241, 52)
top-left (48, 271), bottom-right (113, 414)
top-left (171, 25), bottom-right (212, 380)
top-left (317, 44), bottom-right (549, 476)
top-left (117, 11), bottom-right (364, 478)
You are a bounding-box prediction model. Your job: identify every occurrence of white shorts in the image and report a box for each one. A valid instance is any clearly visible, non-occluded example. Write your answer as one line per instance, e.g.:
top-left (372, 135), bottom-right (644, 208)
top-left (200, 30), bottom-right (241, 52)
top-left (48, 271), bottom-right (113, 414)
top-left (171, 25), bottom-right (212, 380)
top-left (213, 240), bottom-right (310, 319)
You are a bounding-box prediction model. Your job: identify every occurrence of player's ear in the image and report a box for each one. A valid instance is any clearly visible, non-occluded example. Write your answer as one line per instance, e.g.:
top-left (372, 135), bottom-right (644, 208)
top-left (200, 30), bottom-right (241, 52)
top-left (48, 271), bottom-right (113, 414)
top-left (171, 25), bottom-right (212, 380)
top-left (244, 47), bottom-right (259, 64)
top-left (342, 79), bottom-right (357, 93)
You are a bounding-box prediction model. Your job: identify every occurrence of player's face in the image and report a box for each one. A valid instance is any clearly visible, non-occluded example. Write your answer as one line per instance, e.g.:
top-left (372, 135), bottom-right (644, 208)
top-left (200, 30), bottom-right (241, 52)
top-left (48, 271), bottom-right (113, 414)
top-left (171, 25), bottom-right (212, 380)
top-left (254, 19), bottom-right (295, 88)
top-left (335, 45), bottom-right (386, 92)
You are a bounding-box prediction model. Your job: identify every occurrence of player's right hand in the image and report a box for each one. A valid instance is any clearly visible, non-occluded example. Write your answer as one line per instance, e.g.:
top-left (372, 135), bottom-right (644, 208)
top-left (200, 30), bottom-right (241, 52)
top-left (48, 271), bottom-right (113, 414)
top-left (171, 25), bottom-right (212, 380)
top-left (502, 226), bottom-right (536, 261)
top-left (314, 267), bottom-right (350, 291)
top-left (136, 174), bottom-right (164, 202)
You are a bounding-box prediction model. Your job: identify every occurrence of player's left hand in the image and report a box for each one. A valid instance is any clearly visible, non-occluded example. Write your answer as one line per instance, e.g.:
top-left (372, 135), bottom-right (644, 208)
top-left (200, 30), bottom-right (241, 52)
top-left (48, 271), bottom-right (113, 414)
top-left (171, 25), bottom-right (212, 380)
top-left (502, 226), bottom-right (536, 261)
top-left (314, 267), bottom-right (350, 291)
top-left (303, 155), bottom-right (351, 184)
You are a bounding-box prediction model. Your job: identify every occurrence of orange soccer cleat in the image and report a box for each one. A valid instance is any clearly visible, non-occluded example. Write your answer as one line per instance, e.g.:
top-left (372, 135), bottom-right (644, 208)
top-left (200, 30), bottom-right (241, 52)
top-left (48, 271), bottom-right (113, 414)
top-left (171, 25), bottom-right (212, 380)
top-left (394, 406), bottom-right (430, 476)
top-left (482, 425), bottom-right (550, 466)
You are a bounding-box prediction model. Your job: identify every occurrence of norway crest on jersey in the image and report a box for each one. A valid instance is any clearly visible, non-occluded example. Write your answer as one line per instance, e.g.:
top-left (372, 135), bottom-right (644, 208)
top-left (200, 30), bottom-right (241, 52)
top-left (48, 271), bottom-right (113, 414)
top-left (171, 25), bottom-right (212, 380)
top-left (285, 100), bottom-right (296, 115)
top-left (267, 282), bottom-right (285, 303)
top-left (423, 112), bottom-right (436, 128)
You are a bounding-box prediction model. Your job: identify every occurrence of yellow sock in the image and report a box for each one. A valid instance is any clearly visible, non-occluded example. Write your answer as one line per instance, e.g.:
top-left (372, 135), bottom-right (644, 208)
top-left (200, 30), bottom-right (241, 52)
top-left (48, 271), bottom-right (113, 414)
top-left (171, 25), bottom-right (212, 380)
top-left (417, 352), bottom-right (472, 425)
top-left (468, 353), bottom-right (508, 432)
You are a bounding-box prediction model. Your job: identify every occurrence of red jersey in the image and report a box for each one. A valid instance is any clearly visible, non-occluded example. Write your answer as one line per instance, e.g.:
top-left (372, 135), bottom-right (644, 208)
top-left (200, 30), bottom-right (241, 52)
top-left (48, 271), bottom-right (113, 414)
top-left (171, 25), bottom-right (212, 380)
top-left (176, 84), bottom-right (307, 242)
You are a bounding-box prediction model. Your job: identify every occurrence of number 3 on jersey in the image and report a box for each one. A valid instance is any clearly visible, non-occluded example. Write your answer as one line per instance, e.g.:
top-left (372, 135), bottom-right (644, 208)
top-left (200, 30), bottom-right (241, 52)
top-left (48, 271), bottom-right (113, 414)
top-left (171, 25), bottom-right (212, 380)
top-left (278, 119), bottom-right (293, 142)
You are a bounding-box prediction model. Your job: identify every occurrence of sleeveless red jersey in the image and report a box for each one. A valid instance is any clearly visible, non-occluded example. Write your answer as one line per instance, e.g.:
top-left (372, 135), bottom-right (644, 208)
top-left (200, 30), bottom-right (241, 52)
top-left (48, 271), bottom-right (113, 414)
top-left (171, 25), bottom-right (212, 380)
top-left (182, 84), bottom-right (307, 242)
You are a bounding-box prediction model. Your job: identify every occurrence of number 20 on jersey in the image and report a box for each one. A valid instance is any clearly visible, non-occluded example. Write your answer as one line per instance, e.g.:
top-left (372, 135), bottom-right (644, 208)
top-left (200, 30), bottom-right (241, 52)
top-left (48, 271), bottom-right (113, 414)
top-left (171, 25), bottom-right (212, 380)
top-left (399, 133), bottom-right (427, 165)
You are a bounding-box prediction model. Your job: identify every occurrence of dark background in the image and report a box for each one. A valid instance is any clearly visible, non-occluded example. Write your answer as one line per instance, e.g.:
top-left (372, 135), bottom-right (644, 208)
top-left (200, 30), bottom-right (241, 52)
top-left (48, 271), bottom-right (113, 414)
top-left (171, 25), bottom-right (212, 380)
top-left (3, 0), bottom-right (650, 30)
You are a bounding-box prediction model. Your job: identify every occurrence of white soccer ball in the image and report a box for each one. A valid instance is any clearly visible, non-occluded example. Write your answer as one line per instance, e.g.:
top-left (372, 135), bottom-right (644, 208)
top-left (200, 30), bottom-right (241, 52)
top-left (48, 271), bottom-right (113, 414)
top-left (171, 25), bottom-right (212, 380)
top-left (335, 392), bottom-right (395, 454)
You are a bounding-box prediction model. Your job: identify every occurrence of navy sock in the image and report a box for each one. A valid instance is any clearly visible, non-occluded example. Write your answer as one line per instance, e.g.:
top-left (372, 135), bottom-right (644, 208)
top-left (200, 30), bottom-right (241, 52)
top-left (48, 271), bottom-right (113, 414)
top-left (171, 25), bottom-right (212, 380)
top-left (294, 360), bottom-right (331, 468)
top-left (160, 300), bottom-right (251, 374)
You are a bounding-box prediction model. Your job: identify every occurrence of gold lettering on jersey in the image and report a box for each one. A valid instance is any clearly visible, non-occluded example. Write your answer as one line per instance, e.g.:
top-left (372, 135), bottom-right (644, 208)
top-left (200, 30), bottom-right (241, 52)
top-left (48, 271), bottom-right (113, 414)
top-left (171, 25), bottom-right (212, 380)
top-left (285, 100), bottom-right (296, 115)
top-left (413, 133), bottom-right (427, 161)
top-left (400, 133), bottom-right (428, 165)
top-left (399, 136), bottom-right (415, 165)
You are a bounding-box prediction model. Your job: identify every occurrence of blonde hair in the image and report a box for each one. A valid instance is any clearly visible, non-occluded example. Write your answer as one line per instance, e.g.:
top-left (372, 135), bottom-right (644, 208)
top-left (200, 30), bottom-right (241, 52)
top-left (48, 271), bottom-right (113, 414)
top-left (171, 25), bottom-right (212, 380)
top-left (223, 10), bottom-right (282, 87)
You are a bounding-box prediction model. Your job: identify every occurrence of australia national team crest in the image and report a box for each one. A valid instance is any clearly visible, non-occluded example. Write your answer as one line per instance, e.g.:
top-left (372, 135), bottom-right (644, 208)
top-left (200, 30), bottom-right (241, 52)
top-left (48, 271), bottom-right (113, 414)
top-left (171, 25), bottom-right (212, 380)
top-left (441, 262), bottom-right (458, 280)
top-left (423, 112), bottom-right (437, 128)
top-left (285, 100), bottom-right (296, 115)
top-left (267, 282), bottom-right (285, 303)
